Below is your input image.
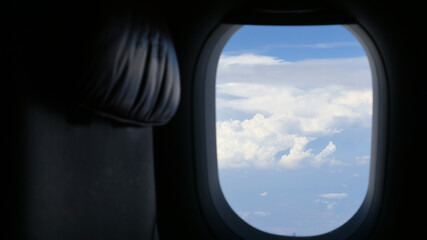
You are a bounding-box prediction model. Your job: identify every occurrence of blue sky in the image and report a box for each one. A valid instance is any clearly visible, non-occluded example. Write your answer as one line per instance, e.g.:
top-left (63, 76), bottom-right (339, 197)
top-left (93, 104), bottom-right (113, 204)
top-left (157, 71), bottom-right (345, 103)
top-left (216, 25), bottom-right (372, 236)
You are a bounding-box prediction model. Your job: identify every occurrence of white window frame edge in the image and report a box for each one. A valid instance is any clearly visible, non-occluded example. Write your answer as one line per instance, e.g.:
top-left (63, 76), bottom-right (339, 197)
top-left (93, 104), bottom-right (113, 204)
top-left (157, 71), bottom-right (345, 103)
top-left (193, 23), bottom-right (388, 240)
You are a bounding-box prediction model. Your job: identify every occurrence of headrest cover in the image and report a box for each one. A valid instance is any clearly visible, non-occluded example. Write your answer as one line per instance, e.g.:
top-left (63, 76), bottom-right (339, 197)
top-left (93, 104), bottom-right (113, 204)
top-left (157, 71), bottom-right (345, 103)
top-left (82, 16), bottom-right (180, 126)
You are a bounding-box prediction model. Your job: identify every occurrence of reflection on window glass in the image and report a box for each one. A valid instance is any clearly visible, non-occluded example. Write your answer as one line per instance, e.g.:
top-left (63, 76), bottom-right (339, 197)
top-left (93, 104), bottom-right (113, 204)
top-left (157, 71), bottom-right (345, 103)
top-left (216, 25), bottom-right (372, 236)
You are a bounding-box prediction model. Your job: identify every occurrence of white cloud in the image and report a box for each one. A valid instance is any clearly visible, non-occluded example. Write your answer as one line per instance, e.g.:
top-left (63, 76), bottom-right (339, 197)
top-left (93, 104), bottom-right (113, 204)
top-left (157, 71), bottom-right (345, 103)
top-left (314, 199), bottom-right (338, 210)
top-left (217, 83), bottom-right (372, 131)
top-left (253, 211), bottom-right (270, 217)
top-left (216, 54), bottom-right (372, 169)
top-left (314, 193), bottom-right (348, 210)
top-left (318, 193), bottom-right (348, 199)
top-left (218, 54), bottom-right (371, 89)
top-left (219, 54), bottom-right (287, 67)
top-left (279, 136), bottom-right (313, 168)
top-left (216, 114), bottom-right (297, 169)
top-left (237, 210), bottom-right (271, 219)
top-left (216, 114), bottom-right (338, 169)
top-left (260, 192), bottom-right (268, 197)
top-left (311, 141), bottom-right (336, 167)
top-left (315, 193), bottom-right (348, 210)
top-left (329, 159), bottom-right (348, 167)
top-left (325, 201), bottom-right (337, 210)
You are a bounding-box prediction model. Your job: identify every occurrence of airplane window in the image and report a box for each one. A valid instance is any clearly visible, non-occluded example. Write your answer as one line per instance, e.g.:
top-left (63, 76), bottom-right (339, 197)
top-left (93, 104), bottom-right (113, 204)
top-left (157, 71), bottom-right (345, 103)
top-left (215, 25), bottom-right (373, 236)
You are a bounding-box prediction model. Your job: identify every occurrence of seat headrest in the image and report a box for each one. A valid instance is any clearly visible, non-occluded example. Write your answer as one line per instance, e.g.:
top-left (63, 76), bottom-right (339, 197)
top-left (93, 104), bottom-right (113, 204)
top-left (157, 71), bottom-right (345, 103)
top-left (20, 6), bottom-right (180, 127)
top-left (81, 16), bottom-right (180, 127)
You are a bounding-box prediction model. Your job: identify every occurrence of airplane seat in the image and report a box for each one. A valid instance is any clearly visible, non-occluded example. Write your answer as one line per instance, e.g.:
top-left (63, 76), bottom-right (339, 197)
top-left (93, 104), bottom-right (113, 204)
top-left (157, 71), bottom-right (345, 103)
top-left (10, 4), bottom-right (180, 240)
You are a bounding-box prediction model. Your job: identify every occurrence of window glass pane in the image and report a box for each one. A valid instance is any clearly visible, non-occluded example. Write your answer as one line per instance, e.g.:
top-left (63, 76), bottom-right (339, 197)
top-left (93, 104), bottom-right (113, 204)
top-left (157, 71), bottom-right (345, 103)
top-left (216, 25), bottom-right (372, 236)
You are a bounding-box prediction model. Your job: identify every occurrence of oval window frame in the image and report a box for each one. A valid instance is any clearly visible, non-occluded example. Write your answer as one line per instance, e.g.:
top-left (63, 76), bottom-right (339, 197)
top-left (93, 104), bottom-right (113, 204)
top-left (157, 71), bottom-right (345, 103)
top-left (192, 23), bottom-right (387, 240)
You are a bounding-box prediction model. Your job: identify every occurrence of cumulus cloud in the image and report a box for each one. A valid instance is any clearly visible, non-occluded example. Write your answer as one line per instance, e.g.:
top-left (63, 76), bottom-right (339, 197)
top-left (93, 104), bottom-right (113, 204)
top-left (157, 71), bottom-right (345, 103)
top-left (216, 53), bottom-right (372, 169)
top-left (216, 114), bottom-right (296, 169)
top-left (216, 114), bottom-right (338, 169)
top-left (260, 192), bottom-right (268, 197)
top-left (311, 141), bottom-right (336, 167)
top-left (279, 137), bottom-right (313, 169)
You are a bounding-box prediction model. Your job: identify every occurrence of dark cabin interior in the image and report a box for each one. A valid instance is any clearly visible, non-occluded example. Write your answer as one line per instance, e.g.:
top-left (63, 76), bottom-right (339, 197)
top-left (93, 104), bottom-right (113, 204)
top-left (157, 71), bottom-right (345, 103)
top-left (5, 0), bottom-right (425, 239)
